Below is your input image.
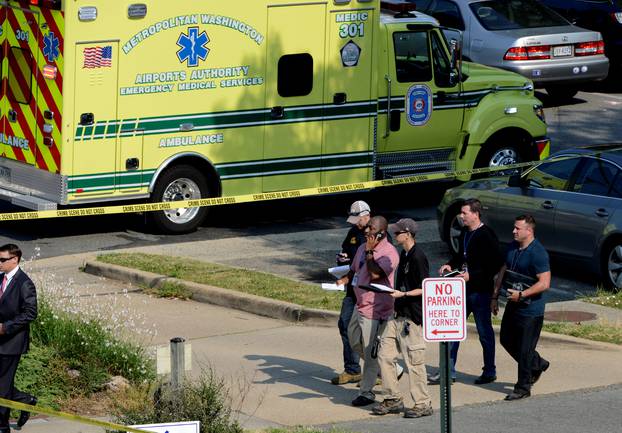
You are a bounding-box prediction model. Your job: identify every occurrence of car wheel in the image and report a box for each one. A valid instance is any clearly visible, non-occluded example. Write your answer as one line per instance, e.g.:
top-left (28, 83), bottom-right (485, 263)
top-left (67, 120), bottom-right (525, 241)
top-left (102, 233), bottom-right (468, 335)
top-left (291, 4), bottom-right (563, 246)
top-left (545, 86), bottom-right (578, 102)
top-left (475, 144), bottom-right (522, 177)
top-left (603, 241), bottom-right (622, 290)
top-left (444, 205), bottom-right (463, 255)
top-left (148, 165), bottom-right (210, 234)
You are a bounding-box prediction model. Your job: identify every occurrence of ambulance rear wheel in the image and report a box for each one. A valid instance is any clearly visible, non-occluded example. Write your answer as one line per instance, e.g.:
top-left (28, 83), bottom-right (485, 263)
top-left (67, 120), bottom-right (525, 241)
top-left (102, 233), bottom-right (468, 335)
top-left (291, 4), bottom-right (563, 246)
top-left (148, 165), bottom-right (209, 234)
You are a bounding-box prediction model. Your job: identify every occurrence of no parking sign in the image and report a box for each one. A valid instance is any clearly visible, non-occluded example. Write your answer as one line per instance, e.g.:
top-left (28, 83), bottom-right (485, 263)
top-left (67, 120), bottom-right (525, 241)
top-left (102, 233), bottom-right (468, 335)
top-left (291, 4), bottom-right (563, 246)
top-left (422, 278), bottom-right (467, 342)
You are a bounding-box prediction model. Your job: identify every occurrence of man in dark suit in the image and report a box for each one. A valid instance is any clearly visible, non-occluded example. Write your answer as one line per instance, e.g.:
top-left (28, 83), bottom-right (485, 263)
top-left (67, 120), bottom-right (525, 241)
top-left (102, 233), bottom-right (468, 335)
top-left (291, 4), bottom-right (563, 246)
top-left (0, 244), bottom-right (38, 432)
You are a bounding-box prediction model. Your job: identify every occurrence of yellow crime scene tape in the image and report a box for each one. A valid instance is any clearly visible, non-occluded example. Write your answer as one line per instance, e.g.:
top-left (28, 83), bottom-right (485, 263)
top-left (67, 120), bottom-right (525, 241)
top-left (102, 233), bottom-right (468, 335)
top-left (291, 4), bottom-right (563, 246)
top-left (0, 397), bottom-right (156, 433)
top-left (0, 159), bottom-right (544, 223)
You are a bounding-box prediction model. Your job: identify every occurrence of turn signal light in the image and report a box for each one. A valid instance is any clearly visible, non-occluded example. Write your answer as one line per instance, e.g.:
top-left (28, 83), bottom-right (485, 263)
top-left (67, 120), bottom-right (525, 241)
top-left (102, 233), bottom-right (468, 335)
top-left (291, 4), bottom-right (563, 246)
top-left (29, 0), bottom-right (62, 10)
top-left (575, 41), bottom-right (605, 56)
top-left (504, 45), bottom-right (551, 61)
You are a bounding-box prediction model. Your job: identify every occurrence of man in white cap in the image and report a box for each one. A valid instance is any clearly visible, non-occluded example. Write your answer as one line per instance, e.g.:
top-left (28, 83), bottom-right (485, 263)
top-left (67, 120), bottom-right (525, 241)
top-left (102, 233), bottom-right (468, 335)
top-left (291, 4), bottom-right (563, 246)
top-left (331, 201), bottom-right (370, 385)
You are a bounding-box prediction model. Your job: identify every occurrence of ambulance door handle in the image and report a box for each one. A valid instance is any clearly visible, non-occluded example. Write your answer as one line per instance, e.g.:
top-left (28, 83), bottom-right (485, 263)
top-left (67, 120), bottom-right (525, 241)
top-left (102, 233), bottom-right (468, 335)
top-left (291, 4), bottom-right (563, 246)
top-left (80, 113), bottom-right (95, 126)
top-left (8, 110), bottom-right (17, 123)
top-left (384, 75), bottom-right (392, 138)
top-left (271, 106), bottom-right (284, 120)
top-left (333, 93), bottom-right (347, 105)
top-left (390, 110), bottom-right (401, 132)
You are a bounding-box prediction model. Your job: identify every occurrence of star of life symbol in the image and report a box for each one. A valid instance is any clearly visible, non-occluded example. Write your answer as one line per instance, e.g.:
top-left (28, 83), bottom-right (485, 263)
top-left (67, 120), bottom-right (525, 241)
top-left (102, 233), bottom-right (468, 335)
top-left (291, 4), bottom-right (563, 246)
top-left (43, 32), bottom-right (60, 63)
top-left (176, 27), bottom-right (210, 67)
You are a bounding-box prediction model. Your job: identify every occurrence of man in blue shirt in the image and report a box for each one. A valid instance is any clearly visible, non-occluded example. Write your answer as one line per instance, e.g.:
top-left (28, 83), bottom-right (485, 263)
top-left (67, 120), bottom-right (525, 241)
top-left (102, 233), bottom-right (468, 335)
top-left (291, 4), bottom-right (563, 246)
top-left (492, 215), bottom-right (551, 401)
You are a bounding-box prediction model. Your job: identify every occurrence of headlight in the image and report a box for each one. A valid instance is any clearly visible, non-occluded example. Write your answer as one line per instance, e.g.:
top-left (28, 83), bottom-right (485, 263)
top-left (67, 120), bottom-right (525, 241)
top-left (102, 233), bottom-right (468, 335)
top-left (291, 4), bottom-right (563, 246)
top-left (533, 104), bottom-right (546, 123)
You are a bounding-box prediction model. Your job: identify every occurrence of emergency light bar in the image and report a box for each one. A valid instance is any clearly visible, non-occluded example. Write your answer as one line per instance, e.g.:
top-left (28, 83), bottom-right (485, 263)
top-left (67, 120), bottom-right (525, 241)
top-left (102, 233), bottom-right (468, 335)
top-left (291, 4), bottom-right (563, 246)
top-left (380, 1), bottom-right (417, 13)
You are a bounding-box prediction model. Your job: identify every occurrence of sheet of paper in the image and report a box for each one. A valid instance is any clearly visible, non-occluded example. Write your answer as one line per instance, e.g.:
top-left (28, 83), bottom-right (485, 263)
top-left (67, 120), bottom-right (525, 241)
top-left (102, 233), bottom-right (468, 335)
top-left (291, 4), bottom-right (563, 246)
top-left (370, 283), bottom-right (394, 293)
top-left (321, 283), bottom-right (345, 291)
top-left (328, 265), bottom-right (350, 279)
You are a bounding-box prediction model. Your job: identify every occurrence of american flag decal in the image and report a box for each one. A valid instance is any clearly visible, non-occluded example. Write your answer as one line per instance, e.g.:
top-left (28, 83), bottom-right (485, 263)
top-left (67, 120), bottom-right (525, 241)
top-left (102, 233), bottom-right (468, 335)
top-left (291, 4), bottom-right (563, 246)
top-left (83, 46), bottom-right (113, 69)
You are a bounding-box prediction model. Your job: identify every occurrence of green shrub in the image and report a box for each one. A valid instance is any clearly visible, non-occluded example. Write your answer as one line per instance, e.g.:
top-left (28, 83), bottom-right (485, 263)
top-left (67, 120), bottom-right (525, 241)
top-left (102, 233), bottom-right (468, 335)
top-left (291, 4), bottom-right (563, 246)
top-left (14, 344), bottom-right (71, 410)
top-left (112, 367), bottom-right (242, 433)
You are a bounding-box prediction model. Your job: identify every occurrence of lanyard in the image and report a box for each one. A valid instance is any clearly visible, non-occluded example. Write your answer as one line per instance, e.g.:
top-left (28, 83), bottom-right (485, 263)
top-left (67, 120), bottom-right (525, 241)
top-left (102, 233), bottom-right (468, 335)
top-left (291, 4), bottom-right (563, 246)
top-left (462, 223), bottom-right (483, 260)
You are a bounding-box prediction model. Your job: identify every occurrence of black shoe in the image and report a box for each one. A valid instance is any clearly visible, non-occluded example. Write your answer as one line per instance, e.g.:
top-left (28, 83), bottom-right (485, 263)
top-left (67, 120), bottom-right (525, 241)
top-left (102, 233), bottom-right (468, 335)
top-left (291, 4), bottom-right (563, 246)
top-left (531, 360), bottom-right (550, 385)
top-left (474, 375), bottom-right (497, 385)
top-left (352, 395), bottom-right (375, 407)
top-left (16, 396), bottom-right (37, 427)
top-left (504, 390), bottom-right (531, 401)
top-left (427, 373), bottom-right (455, 385)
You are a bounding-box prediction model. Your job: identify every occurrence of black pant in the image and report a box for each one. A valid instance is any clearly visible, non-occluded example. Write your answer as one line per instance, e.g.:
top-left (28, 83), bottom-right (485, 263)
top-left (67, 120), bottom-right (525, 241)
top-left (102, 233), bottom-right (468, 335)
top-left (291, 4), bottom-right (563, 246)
top-left (500, 309), bottom-right (548, 393)
top-left (0, 354), bottom-right (33, 428)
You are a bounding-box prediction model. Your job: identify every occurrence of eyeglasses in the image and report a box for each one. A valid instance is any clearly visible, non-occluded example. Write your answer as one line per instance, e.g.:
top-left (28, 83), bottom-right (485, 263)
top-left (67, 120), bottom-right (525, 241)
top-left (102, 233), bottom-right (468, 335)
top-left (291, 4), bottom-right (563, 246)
top-left (0, 256), bottom-right (16, 263)
top-left (394, 231), bottom-right (409, 236)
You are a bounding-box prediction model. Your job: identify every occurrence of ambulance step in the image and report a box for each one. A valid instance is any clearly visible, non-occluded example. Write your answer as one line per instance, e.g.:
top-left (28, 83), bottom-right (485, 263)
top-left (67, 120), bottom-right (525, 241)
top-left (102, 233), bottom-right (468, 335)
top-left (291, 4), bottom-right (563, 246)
top-left (0, 188), bottom-right (58, 211)
top-left (375, 149), bottom-right (454, 179)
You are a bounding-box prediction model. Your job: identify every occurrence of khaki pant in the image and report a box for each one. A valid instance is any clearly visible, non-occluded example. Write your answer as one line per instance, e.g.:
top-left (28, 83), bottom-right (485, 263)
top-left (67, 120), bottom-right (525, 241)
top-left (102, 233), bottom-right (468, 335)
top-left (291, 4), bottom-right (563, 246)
top-left (348, 309), bottom-right (384, 400)
top-left (378, 316), bottom-right (431, 408)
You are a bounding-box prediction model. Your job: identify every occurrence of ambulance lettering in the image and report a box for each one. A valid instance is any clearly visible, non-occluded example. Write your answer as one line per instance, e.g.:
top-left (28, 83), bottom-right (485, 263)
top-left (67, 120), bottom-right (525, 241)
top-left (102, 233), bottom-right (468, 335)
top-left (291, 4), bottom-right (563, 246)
top-left (159, 134), bottom-right (224, 148)
top-left (122, 15), bottom-right (264, 55)
top-left (0, 134), bottom-right (30, 151)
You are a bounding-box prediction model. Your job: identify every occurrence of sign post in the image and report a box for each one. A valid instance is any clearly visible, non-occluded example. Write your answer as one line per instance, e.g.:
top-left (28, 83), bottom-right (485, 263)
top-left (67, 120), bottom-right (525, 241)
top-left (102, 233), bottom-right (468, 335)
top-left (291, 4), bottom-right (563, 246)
top-left (422, 278), bottom-right (467, 433)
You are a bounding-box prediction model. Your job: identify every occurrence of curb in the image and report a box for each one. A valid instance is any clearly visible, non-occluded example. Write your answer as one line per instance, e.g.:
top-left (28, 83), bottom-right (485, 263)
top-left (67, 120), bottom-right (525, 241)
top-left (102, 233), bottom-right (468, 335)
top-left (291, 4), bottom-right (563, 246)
top-left (83, 261), bottom-right (339, 327)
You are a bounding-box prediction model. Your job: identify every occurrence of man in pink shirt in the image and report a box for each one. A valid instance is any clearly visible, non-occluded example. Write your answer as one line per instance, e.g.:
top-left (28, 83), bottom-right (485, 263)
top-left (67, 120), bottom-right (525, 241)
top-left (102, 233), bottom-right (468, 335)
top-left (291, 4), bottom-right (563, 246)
top-left (339, 216), bottom-right (399, 406)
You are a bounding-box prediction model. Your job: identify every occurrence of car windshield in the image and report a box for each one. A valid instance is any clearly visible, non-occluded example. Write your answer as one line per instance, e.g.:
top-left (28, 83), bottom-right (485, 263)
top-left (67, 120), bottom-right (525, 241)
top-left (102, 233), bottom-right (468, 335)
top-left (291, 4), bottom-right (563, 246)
top-left (470, 0), bottom-right (569, 31)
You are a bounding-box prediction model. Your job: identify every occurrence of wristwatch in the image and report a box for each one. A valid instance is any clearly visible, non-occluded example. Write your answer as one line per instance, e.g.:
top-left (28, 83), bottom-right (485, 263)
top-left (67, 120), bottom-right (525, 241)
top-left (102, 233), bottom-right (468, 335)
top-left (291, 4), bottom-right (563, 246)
top-left (518, 292), bottom-right (523, 301)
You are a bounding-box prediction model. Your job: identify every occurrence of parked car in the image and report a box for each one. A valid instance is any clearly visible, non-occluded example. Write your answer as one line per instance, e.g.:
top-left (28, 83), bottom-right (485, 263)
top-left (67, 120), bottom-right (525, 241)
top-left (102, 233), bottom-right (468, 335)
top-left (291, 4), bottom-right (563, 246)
top-left (437, 145), bottom-right (622, 289)
top-left (536, 0), bottom-right (622, 69)
top-left (410, 0), bottom-right (610, 100)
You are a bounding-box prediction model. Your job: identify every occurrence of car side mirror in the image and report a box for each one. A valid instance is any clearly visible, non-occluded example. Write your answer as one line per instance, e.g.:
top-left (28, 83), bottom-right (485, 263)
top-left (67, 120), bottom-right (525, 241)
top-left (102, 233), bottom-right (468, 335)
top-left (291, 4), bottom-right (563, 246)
top-left (508, 174), bottom-right (527, 188)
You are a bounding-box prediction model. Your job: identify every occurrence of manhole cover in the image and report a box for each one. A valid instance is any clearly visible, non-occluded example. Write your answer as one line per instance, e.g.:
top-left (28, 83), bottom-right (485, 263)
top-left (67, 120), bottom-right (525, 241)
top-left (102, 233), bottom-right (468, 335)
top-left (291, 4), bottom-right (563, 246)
top-left (544, 310), bottom-right (597, 322)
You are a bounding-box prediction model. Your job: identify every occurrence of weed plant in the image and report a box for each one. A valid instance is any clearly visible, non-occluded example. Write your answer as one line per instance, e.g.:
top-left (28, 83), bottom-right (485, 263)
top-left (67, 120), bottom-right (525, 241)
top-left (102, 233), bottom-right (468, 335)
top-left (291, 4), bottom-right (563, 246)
top-left (112, 366), bottom-right (242, 433)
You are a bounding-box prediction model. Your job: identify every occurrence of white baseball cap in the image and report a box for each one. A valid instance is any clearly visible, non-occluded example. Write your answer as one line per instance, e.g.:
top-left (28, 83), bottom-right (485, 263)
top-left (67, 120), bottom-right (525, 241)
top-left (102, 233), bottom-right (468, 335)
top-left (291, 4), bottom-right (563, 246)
top-left (347, 200), bottom-right (371, 224)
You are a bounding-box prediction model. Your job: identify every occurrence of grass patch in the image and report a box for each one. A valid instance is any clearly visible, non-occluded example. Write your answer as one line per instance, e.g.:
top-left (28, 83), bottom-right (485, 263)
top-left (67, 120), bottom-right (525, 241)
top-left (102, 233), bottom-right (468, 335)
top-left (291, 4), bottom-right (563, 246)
top-left (583, 289), bottom-right (622, 310)
top-left (98, 253), bottom-right (343, 311)
top-left (146, 281), bottom-right (193, 300)
top-left (542, 322), bottom-right (622, 345)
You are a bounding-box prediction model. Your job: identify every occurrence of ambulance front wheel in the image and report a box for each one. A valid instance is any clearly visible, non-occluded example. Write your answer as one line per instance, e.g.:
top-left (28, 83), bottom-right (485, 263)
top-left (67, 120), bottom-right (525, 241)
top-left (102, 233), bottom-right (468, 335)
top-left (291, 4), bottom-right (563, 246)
top-left (475, 143), bottom-right (523, 177)
top-left (148, 165), bottom-right (210, 234)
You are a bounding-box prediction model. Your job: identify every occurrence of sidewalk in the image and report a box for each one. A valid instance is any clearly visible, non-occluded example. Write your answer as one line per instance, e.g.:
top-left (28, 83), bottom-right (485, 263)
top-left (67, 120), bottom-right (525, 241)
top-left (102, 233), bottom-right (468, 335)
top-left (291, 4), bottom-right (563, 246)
top-left (20, 248), bottom-right (622, 432)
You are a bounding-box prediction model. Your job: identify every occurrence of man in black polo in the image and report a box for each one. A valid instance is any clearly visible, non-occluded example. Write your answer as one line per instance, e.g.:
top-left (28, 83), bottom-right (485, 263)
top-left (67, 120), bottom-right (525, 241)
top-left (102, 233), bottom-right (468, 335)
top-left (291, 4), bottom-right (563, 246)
top-left (493, 214), bottom-right (551, 401)
top-left (433, 198), bottom-right (503, 385)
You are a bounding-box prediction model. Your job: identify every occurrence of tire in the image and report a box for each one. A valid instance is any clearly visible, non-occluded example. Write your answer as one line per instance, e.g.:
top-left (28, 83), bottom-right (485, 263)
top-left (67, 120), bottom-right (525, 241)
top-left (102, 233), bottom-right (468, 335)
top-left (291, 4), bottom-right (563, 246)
top-left (602, 240), bottom-right (622, 291)
top-left (148, 165), bottom-right (210, 234)
top-left (443, 205), bottom-right (463, 255)
top-left (545, 86), bottom-right (578, 102)
top-left (475, 143), bottom-right (522, 177)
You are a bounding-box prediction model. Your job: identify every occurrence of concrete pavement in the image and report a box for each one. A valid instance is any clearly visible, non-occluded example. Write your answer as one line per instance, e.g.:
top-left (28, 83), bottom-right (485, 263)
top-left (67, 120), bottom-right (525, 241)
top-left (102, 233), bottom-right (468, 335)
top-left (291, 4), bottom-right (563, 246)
top-left (16, 231), bottom-right (622, 432)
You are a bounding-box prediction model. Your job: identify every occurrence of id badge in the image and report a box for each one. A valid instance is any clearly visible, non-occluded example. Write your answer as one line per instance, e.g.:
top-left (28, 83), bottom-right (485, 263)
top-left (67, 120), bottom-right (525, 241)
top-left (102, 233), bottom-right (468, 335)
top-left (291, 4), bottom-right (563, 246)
top-left (352, 273), bottom-right (359, 288)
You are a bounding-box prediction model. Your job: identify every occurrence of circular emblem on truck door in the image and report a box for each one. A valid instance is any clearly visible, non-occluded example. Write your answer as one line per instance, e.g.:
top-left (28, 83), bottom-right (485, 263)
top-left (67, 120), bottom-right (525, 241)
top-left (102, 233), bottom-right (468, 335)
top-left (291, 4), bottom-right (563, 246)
top-left (406, 84), bottom-right (433, 126)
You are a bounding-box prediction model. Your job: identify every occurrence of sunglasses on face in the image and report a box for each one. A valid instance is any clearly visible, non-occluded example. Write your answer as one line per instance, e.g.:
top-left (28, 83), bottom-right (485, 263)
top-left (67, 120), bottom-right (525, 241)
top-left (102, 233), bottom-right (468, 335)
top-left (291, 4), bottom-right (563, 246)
top-left (394, 231), bottom-right (408, 236)
top-left (0, 256), bottom-right (16, 263)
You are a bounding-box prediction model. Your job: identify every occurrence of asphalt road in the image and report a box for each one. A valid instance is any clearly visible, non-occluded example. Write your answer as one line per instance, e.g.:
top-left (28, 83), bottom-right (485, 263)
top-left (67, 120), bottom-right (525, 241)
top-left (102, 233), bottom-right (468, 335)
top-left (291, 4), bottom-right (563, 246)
top-left (1, 82), bottom-right (622, 292)
top-left (324, 384), bottom-right (622, 433)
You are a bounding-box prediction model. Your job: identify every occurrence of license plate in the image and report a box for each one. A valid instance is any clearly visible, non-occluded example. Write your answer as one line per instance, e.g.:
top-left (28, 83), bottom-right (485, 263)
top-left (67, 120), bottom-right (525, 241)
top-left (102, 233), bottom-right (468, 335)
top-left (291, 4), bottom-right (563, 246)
top-left (0, 166), bottom-right (11, 183)
top-left (553, 45), bottom-right (572, 57)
